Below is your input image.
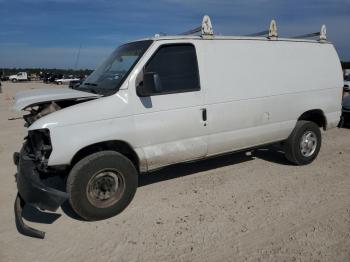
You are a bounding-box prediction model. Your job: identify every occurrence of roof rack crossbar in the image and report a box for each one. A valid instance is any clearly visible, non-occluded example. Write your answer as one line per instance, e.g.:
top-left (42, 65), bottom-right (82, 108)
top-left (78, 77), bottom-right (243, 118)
top-left (244, 20), bottom-right (278, 39)
top-left (174, 16), bottom-right (327, 42)
top-left (290, 32), bottom-right (320, 39)
top-left (244, 30), bottom-right (269, 37)
top-left (177, 15), bottom-right (213, 37)
top-left (178, 26), bottom-right (202, 36)
top-left (289, 25), bottom-right (327, 41)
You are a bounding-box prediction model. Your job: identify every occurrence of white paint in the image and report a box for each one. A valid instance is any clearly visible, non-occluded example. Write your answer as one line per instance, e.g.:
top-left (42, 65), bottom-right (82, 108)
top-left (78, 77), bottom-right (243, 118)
top-left (269, 19), bottom-right (278, 38)
top-left (19, 35), bottom-right (342, 171)
top-left (201, 15), bottom-right (213, 36)
top-left (13, 87), bottom-right (99, 111)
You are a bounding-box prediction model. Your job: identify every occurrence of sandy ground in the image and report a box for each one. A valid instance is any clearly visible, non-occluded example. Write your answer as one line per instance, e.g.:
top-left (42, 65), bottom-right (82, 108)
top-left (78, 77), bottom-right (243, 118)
top-left (0, 81), bottom-right (349, 262)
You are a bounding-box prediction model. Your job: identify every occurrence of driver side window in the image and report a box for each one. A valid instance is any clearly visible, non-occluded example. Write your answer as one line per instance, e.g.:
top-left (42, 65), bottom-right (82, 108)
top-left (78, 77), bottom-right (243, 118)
top-left (144, 44), bottom-right (200, 95)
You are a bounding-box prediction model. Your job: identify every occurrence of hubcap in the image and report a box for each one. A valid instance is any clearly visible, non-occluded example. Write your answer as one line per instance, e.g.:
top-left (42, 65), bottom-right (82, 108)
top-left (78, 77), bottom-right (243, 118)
top-left (86, 170), bottom-right (125, 208)
top-left (299, 131), bottom-right (317, 157)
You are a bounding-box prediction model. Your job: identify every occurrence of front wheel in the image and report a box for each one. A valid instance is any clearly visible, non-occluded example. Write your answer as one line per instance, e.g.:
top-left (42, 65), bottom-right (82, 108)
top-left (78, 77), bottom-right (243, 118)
top-left (66, 151), bottom-right (138, 221)
top-left (284, 120), bottom-right (321, 165)
top-left (12, 78), bottom-right (17, 83)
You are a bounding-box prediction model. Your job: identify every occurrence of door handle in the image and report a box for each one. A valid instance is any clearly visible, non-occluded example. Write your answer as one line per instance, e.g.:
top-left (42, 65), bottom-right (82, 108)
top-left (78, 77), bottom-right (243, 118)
top-left (201, 108), bottom-right (207, 121)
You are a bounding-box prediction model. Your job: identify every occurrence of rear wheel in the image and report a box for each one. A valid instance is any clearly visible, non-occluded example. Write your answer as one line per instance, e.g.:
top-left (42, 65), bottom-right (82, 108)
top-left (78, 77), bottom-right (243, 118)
top-left (66, 151), bottom-right (138, 221)
top-left (284, 120), bottom-right (321, 165)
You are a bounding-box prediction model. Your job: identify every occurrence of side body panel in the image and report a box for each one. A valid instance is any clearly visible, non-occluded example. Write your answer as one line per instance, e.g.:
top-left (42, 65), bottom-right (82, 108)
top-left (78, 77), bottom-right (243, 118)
top-left (199, 40), bottom-right (343, 156)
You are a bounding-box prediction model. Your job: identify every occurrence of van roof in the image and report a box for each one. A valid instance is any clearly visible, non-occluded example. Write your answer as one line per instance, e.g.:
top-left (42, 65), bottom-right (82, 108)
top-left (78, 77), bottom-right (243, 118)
top-left (135, 15), bottom-right (330, 45)
top-left (136, 35), bottom-right (331, 45)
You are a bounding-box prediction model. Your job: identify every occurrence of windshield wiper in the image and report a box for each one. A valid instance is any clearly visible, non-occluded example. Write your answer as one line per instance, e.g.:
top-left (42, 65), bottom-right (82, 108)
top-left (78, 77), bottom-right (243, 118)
top-left (86, 88), bottom-right (98, 94)
top-left (77, 82), bottom-right (100, 94)
top-left (84, 82), bottom-right (98, 86)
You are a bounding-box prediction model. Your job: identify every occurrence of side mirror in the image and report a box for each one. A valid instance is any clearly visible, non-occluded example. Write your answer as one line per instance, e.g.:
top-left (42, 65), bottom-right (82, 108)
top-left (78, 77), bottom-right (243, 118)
top-left (136, 72), bottom-right (162, 97)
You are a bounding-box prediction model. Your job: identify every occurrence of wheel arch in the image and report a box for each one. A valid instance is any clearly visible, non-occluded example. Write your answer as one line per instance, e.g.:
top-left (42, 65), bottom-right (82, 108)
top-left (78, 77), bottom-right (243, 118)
top-left (70, 140), bottom-right (140, 172)
top-left (298, 109), bottom-right (327, 130)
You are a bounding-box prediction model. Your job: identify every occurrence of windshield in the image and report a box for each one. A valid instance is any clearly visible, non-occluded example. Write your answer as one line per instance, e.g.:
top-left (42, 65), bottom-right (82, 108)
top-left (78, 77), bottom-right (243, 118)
top-left (78, 40), bottom-right (153, 95)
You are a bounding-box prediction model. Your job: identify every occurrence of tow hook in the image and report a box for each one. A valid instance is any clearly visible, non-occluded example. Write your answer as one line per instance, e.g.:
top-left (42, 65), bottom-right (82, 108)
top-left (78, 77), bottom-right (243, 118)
top-left (14, 194), bottom-right (45, 239)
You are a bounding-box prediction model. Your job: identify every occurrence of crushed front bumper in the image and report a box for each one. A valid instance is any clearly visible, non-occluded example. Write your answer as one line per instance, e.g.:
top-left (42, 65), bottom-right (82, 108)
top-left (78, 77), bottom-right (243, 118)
top-left (13, 151), bottom-right (68, 239)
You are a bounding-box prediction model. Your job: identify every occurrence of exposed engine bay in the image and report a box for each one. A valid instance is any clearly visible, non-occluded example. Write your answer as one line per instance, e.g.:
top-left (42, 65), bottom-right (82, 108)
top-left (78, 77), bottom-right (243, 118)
top-left (22, 98), bottom-right (95, 127)
top-left (13, 87), bottom-right (101, 126)
top-left (23, 102), bottom-right (61, 127)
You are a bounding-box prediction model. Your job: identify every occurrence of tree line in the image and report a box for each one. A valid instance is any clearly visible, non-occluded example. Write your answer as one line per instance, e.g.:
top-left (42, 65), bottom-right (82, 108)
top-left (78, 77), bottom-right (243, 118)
top-left (0, 68), bottom-right (93, 77)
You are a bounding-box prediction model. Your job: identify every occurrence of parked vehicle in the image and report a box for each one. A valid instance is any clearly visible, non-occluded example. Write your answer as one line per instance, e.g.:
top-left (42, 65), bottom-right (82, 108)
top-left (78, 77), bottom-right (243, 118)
top-left (55, 76), bottom-right (80, 85)
top-left (9, 72), bottom-right (28, 82)
top-left (340, 95), bottom-right (350, 127)
top-left (344, 74), bottom-right (350, 92)
top-left (1, 75), bottom-right (9, 81)
top-left (69, 79), bottom-right (83, 89)
top-left (43, 73), bottom-right (63, 84)
top-left (12, 16), bottom-right (343, 238)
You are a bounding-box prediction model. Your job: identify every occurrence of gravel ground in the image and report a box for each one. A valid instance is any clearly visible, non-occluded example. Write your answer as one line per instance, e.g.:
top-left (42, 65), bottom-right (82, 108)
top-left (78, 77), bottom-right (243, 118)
top-left (0, 82), bottom-right (349, 262)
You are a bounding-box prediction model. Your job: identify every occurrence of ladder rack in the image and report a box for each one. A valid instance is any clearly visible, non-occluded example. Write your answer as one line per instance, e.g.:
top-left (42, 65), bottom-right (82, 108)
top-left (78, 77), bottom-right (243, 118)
top-left (175, 15), bottom-right (327, 41)
top-left (244, 30), bottom-right (269, 37)
top-left (290, 32), bottom-right (320, 39)
top-left (290, 25), bottom-right (327, 41)
top-left (179, 26), bottom-right (202, 36)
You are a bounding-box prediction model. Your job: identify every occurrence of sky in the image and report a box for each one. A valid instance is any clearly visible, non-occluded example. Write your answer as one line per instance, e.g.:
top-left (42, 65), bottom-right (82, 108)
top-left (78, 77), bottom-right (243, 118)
top-left (0, 0), bottom-right (349, 69)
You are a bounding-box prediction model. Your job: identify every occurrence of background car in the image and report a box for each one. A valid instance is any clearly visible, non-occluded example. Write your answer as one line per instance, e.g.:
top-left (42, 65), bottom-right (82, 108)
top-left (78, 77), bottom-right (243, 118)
top-left (55, 76), bottom-right (80, 85)
top-left (0, 75), bottom-right (9, 81)
top-left (69, 79), bottom-right (83, 89)
top-left (340, 95), bottom-right (350, 127)
top-left (43, 74), bottom-right (63, 83)
top-left (344, 74), bottom-right (350, 92)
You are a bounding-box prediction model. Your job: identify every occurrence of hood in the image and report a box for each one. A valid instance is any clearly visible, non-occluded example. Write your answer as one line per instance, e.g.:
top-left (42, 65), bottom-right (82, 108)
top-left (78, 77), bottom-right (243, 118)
top-left (13, 88), bottom-right (100, 111)
top-left (343, 95), bottom-right (350, 108)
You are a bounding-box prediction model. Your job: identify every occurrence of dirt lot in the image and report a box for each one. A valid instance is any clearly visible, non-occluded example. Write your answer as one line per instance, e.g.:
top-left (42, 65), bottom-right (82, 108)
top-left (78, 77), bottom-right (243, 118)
top-left (0, 82), bottom-right (349, 262)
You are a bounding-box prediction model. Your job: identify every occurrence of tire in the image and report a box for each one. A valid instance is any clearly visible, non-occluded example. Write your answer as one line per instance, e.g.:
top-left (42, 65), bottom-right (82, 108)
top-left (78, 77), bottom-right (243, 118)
top-left (57, 81), bottom-right (62, 85)
top-left (12, 78), bottom-right (17, 83)
top-left (66, 151), bottom-right (138, 221)
top-left (284, 120), bottom-right (321, 165)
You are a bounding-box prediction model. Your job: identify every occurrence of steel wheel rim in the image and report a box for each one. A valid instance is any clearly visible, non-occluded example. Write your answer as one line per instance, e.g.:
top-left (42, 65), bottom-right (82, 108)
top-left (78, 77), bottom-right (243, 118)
top-left (86, 169), bottom-right (125, 208)
top-left (299, 131), bottom-right (317, 157)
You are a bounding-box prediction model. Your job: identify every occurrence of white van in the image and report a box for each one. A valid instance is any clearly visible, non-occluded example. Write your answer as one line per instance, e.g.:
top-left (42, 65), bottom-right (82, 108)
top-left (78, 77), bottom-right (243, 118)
top-left (13, 16), bottom-right (343, 238)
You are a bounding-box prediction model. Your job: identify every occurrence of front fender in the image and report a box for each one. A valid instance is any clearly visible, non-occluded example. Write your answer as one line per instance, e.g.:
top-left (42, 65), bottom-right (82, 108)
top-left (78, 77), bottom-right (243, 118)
top-left (47, 115), bottom-right (137, 166)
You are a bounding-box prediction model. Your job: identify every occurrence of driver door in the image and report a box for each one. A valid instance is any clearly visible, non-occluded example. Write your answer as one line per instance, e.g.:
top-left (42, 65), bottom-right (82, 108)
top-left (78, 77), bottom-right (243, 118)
top-left (130, 42), bottom-right (208, 171)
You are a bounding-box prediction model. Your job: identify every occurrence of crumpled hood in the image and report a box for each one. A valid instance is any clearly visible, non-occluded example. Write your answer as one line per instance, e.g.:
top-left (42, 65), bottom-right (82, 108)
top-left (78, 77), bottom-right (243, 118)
top-left (13, 88), bottom-right (100, 111)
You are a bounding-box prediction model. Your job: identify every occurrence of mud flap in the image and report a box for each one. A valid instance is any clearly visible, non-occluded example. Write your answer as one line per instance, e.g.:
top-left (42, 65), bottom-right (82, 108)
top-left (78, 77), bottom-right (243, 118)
top-left (14, 194), bottom-right (45, 239)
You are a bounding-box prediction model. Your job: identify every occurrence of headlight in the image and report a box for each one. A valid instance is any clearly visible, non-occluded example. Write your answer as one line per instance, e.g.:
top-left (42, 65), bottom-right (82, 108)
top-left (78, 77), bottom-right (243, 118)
top-left (26, 129), bottom-right (52, 161)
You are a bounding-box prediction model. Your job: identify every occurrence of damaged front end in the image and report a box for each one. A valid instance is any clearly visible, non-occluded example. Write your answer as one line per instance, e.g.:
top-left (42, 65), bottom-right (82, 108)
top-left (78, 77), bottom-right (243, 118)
top-left (11, 88), bottom-right (101, 238)
top-left (14, 129), bottom-right (68, 239)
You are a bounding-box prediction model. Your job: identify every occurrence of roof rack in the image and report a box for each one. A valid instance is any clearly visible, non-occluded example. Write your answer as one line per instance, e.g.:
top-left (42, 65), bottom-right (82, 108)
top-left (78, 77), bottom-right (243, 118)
top-left (245, 20), bottom-right (278, 39)
top-left (178, 15), bottom-right (214, 37)
top-left (290, 25), bottom-right (327, 41)
top-left (176, 15), bottom-right (327, 41)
